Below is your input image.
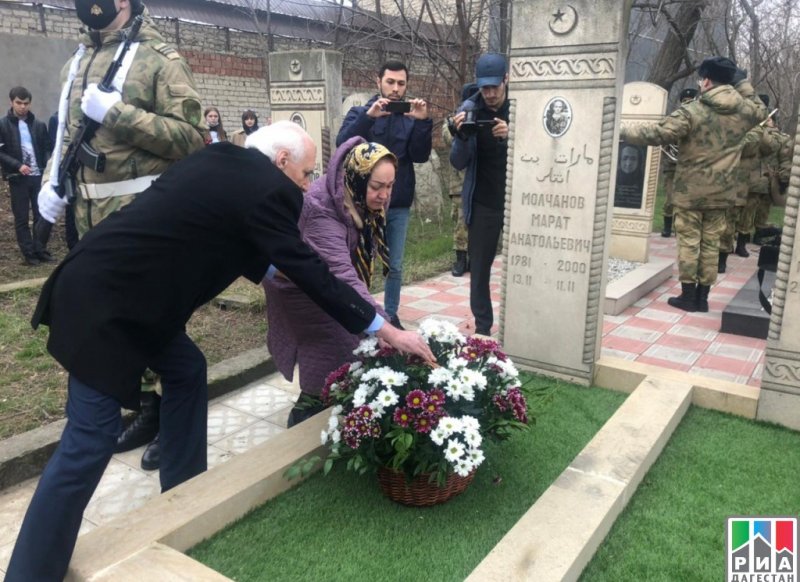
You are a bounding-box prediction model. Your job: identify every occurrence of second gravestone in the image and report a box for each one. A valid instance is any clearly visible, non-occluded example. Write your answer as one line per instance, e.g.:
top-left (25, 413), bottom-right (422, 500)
top-left (502, 0), bottom-right (632, 384)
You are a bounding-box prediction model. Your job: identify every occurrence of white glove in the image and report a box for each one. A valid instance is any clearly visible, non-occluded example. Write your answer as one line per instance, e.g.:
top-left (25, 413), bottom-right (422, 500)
top-left (38, 181), bottom-right (69, 224)
top-left (81, 83), bottom-right (122, 124)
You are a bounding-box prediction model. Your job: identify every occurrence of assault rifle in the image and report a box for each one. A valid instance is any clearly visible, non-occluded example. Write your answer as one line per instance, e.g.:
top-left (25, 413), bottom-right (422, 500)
top-left (56, 14), bottom-right (144, 201)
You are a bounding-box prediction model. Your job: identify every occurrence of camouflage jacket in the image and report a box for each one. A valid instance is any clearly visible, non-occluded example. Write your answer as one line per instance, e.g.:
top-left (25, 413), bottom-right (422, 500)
top-left (45, 10), bottom-right (205, 186)
top-left (775, 130), bottom-right (794, 186)
top-left (621, 81), bottom-right (766, 210)
top-left (741, 125), bottom-right (780, 195)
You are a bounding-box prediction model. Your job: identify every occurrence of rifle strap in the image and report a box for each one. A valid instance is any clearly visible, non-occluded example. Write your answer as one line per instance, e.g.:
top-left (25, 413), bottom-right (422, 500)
top-left (51, 44), bottom-right (87, 188)
top-left (758, 268), bottom-right (772, 315)
top-left (110, 42), bottom-right (141, 93)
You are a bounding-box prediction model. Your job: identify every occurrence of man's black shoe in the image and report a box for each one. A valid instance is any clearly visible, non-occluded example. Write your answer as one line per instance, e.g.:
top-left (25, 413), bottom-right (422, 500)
top-left (452, 251), bottom-right (468, 277)
top-left (23, 255), bottom-right (40, 266)
top-left (734, 233), bottom-right (750, 258)
top-left (36, 250), bottom-right (55, 263)
top-left (115, 392), bottom-right (160, 453)
top-left (667, 282), bottom-right (697, 312)
top-left (140, 434), bottom-right (160, 471)
top-left (389, 314), bottom-right (405, 330)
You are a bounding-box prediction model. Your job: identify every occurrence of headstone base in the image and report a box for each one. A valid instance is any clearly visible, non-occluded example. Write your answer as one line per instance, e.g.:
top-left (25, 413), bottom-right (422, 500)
top-left (720, 270), bottom-right (775, 339)
top-left (756, 388), bottom-right (800, 431)
top-left (604, 259), bottom-right (672, 316)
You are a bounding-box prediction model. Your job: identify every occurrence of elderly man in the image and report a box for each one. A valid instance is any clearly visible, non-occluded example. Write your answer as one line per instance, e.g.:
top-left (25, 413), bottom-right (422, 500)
top-left (6, 121), bottom-right (433, 582)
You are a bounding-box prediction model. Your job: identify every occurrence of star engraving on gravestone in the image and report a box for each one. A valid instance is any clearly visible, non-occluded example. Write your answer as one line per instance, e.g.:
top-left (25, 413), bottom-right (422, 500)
top-left (289, 59), bottom-right (302, 74)
top-left (549, 4), bottom-right (578, 35)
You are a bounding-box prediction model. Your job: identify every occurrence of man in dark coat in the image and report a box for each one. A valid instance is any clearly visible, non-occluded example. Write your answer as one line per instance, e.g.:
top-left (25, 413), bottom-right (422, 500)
top-left (6, 120), bottom-right (433, 582)
top-left (0, 86), bottom-right (53, 264)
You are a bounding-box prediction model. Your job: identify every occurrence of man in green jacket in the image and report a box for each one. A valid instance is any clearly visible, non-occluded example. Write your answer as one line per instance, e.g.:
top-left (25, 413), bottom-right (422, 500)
top-left (621, 56), bottom-right (766, 312)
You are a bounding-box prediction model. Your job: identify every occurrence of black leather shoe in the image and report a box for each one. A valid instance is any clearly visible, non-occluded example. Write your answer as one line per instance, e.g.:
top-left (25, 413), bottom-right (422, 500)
top-left (451, 251), bottom-right (468, 277)
top-left (36, 250), bottom-right (55, 263)
top-left (23, 255), bottom-right (40, 266)
top-left (389, 314), bottom-right (405, 330)
top-left (140, 434), bottom-right (160, 471)
top-left (115, 392), bottom-right (160, 453)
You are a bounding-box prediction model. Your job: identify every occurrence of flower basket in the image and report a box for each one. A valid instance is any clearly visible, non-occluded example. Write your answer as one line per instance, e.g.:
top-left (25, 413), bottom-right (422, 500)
top-left (311, 318), bottom-right (531, 501)
top-left (377, 466), bottom-right (476, 507)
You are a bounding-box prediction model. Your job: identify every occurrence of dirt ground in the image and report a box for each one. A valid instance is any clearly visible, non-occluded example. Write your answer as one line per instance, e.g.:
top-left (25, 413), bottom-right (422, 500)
top-left (0, 181), bottom-right (270, 438)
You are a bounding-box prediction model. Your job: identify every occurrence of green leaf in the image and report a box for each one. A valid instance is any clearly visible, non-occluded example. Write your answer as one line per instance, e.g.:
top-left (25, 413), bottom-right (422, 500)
top-left (323, 457), bottom-right (334, 475)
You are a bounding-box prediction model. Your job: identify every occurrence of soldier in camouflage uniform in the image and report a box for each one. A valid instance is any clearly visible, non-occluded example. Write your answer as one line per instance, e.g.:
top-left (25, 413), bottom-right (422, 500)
top-left (659, 88), bottom-right (697, 237)
top-left (442, 84), bottom-right (475, 276)
top-left (621, 57), bottom-right (766, 313)
top-left (37, 0), bottom-right (205, 473)
top-left (753, 116), bottom-right (792, 240)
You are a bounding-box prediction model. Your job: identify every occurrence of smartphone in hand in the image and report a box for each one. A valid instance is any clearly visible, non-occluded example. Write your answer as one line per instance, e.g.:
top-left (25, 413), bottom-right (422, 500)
top-left (384, 101), bottom-right (412, 114)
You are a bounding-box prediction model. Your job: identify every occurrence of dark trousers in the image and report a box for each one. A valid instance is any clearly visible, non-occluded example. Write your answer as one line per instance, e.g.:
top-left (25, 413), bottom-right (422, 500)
top-left (5, 332), bottom-right (208, 582)
top-left (9, 175), bottom-right (49, 258)
top-left (65, 200), bottom-right (79, 249)
top-left (468, 201), bottom-right (504, 334)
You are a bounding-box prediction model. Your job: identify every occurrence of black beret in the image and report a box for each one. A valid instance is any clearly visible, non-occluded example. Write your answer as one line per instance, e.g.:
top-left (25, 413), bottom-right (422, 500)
top-left (679, 88), bottom-right (698, 102)
top-left (697, 57), bottom-right (737, 85)
top-left (758, 94), bottom-right (770, 108)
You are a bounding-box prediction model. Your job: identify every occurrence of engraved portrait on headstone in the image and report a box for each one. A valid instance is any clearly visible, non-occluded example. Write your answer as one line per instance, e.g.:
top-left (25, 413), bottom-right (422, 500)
top-left (290, 112), bottom-right (307, 130)
top-left (613, 142), bottom-right (646, 208)
top-left (543, 97), bottom-right (572, 137)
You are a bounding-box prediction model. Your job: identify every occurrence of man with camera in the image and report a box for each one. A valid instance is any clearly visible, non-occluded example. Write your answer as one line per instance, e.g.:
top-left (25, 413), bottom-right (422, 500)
top-left (449, 53), bottom-right (510, 336)
top-left (336, 61), bottom-right (432, 330)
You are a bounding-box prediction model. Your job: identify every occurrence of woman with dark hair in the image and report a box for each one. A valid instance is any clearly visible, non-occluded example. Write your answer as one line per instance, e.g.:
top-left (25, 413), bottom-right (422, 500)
top-left (231, 109), bottom-right (259, 147)
top-left (203, 106), bottom-right (227, 144)
top-left (264, 137), bottom-right (396, 427)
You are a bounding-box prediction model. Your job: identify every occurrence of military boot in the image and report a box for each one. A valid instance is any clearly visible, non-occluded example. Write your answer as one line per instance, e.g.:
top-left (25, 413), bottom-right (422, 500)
top-left (661, 216), bottom-right (673, 238)
top-left (140, 434), bottom-right (160, 471)
top-left (718, 252), bottom-right (728, 274)
top-left (696, 284), bottom-right (710, 313)
top-left (667, 282), bottom-right (697, 312)
top-left (734, 233), bottom-right (750, 258)
top-left (115, 392), bottom-right (160, 453)
top-left (451, 251), bottom-right (468, 277)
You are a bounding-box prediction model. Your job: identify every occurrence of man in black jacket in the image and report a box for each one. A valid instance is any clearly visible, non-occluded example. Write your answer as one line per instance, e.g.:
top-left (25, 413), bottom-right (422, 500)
top-left (6, 120), bottom-right (433, 581)
top-left (0, 87), bottom-right (53, 265)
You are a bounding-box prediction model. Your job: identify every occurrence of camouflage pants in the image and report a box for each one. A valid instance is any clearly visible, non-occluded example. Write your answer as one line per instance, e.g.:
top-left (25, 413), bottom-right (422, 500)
top-left (754, 192), bottom-right (772, 229)
top-left (450, 195), bottom-right (468, 252)
top-left (74, 192), bottom-right (138, 238)
top-left (720, 206), bottom-right (743, 253)
top-left (76, 190), bottom-right (161, 396)
top-left (662, 178), bottom-right (675, 218)
top-left (674, 208), bottom-right (727, 286)
top-left (738, 192), bottom-right (763, 236)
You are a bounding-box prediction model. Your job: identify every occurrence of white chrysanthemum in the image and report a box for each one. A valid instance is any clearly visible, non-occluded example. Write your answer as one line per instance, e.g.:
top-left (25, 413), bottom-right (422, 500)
top-left (330, 429), bottom-right (341, 444)
top-left (418, 318), bottom-right (465, 345)
top-left (430, 426), bottom-right (447, 446)
top-left (320, 430), bottom-right (329, 444)
top-left (368, 401), bottom-right (385, 418)
top-left (459, 368), bottom-right (488, 391)
top-left (328, 415), bottom-right (339, 431)
top-left (464, 428), bottom-right (482, 448)
top-left (350, 361), bottom-right (363, 372)
top-left (332, 405), bottom-right (343, 416)
top-left (444, 438), bottom-right (465, 463)
top-left (444, 380), bottom-right (467, 401)
top-left (376, 388), bottom-right (399, 408)
top-left (461, 416), bottom-right (480, 432)
top-left (353, 337), bottom-right (380, 357)
top-left (378, 369), bottom-right (408, 389)
top-left (495, 358), bottom-right (519, 378)
top-left (454, 458), bottom-right (473, 477)
top-left (353, 385), bottom-right (370, 407)
top-left (466, 448), bottom-right (485, 467)
top-left (428, 367), bottom-right (453, 387)
top-left (438, 416), bottom-right (462, 437)
top-left (447, 356), bottom-right (470, 370)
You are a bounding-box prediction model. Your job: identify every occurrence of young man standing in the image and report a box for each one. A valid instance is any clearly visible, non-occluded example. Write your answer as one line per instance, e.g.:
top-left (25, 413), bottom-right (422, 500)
top-left (449, 54), bottom-right (511, 336)
top-left (336, 61), bottom-right (433, 329)
top-left (0, 87), bottom-right (53, 265)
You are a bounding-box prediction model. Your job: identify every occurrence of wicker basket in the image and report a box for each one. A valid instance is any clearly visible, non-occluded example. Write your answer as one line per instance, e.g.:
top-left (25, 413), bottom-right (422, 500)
top-left (376, 466), bottom-right (475, 507)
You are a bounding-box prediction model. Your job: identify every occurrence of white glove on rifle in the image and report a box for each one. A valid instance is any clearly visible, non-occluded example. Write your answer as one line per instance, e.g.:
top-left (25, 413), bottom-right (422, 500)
top-left (81, 83), bottom-right (122, 124)
top-left (38, 181), bottom-right (69, 224)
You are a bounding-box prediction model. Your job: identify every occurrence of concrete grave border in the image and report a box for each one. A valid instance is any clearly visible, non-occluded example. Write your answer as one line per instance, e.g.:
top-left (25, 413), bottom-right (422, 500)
top-left (63, 357), bottom-right (762, 581)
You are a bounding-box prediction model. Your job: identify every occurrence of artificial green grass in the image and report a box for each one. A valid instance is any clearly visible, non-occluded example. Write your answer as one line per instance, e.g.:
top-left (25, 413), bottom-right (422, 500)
top-left (189, 376), bottom-right (627, 581)
top-left (580, 406), bottom-right (800, 582)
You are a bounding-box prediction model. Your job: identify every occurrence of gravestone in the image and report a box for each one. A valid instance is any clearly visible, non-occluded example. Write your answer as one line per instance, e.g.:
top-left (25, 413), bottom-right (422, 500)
top-left (610, 82), bottom-right (666, 262)
top-left (757, 113), bottom-right (800, 430)
top-left (269, 50), bottom-right (343, 181)
top-left (502, 1), bottom-right (632, 384)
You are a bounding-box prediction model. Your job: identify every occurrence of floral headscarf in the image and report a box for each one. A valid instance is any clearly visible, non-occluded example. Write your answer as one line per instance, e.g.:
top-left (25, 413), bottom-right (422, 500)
top-left (343, 142), bottom-right (396, 287)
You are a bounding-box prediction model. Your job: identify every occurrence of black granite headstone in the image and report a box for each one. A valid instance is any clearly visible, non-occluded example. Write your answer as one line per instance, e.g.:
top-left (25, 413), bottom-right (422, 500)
top-left (720, 270), bottom-right (776, 339)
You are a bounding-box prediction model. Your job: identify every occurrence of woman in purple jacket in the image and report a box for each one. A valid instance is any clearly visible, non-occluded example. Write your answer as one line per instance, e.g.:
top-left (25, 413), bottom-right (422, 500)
top-left (264, 137), bottom-right (396, 426)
